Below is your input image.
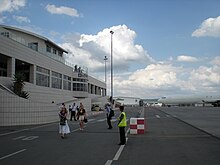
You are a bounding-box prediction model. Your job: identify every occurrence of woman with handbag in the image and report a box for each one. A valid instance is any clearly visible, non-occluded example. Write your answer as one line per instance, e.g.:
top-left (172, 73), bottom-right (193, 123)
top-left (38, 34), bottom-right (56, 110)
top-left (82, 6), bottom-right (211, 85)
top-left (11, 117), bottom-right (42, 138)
top-left (77, 102), bottom-right (86, 130)
top-left (59, 104), bottom-right (70, 138)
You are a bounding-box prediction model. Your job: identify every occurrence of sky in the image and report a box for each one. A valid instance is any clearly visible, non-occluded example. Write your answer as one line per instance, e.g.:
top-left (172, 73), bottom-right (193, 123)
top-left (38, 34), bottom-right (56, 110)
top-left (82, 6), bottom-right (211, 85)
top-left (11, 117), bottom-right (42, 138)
top-left (0, 0), bottom-right (220, 99)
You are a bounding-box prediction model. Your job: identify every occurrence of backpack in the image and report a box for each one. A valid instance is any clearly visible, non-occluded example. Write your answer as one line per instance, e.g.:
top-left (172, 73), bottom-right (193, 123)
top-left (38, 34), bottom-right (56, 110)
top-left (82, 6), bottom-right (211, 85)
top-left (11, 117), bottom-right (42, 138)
top-left (109, 109), bottom-right (114, 117)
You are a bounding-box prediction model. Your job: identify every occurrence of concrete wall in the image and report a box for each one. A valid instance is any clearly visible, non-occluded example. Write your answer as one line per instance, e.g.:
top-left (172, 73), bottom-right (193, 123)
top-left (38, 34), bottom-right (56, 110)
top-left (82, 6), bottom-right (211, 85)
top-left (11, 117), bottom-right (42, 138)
top-left (0, 91), bottom-right (59, 126)
top-left (0, 89), bottom-right (93, 126)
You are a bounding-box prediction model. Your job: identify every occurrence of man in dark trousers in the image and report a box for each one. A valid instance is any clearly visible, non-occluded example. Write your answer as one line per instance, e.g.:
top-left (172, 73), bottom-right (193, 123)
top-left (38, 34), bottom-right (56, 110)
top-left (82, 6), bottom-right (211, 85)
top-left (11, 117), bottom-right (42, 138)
top-left (105, 103), bottom-right (113, 129)
top-left (118, 105), bottom-right (127, 145)
top-left (70, 103), bottom-right (77, 121)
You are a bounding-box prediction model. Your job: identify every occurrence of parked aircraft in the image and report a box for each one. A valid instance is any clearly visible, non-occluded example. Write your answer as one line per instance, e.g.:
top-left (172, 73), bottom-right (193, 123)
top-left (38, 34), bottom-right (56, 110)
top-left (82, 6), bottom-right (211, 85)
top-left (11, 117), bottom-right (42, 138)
top-left (158, 94), bottom-right (220, 107)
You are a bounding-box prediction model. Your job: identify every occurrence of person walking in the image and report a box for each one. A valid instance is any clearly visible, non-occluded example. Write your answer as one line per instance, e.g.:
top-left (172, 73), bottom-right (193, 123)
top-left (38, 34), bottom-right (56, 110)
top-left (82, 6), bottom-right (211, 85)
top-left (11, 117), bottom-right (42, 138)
top-left (77, 102), bottom-right (86, 130)
top-left (70, 102), bottom-right (77, 121)
top-left (118, 105), bottom-right (127, 145)
top-left (69, 104), bottom-right (73, 121)
top-left (59, 104), bottom-right (70, 139)
top-left (105, 103), bottom-right (113, 129)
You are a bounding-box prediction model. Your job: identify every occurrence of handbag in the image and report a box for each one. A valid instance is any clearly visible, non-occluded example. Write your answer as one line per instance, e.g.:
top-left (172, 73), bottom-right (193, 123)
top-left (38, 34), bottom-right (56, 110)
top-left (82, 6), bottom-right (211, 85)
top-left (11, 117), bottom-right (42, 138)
top-left (60, 118), bottom-right (66, 125)
top-left (84, 117), bottom-right (88, 123)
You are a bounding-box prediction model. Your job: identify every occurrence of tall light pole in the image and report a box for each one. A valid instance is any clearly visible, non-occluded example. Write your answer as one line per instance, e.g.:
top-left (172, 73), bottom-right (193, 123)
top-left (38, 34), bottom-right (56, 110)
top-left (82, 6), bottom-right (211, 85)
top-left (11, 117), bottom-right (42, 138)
top-left (104, 55), bottom-right (108, 96)
top-left (110, 30), bottom-right (114, 105)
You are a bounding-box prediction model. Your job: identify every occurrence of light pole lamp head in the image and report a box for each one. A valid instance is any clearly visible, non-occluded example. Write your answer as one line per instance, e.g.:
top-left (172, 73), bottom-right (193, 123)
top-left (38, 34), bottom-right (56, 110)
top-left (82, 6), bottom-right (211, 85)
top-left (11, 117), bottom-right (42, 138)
top-left (110, 30), bottom-right (114, 34)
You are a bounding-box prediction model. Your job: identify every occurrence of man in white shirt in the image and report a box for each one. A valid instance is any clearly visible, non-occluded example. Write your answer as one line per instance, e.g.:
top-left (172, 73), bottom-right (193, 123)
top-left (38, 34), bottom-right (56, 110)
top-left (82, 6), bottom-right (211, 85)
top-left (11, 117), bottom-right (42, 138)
top-left (70, 103), bottom-right (77, 121)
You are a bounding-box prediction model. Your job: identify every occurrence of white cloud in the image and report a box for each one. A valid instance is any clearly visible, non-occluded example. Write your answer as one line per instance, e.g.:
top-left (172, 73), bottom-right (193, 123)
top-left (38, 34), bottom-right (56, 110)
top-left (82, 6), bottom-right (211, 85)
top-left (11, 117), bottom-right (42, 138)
top-left (113, 64), bottom-right (187, 97)
top-left (13, 15), bottom-right (30, 23)
top-left (46, 4), bottom-right (79, 17)
top-left (177, 55), bottom-right (198, 62)
top-left (112, 61), bottom-right (220, 98)
top-left (189, 65), bottom-right (220, 89)
top-left (192, 16), bottom-right (220, 37)
top-left (119, 64), bottom-right (179, 88)
top-left (62, 25), bottom-right (154, 73)
top-left (0, 0), bottom-right (26, 13)
top-left (59, 25), bottom-right (219, 98)
top-left (211, 56), bottom-right (220, 66)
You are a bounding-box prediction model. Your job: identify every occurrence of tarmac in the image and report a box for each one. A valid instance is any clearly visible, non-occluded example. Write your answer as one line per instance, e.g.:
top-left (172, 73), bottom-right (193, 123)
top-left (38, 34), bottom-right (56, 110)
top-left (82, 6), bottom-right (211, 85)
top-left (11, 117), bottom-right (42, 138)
top-left (150, 106), bottom-right (220, 139)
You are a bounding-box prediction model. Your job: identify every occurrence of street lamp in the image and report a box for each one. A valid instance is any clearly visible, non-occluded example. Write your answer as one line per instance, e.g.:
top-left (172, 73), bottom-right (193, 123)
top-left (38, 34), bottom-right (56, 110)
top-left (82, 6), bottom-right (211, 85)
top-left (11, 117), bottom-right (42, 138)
top-left (110, 30), bottom-right (114, 105)
top-left (104, 55), bottom-right (108, 96)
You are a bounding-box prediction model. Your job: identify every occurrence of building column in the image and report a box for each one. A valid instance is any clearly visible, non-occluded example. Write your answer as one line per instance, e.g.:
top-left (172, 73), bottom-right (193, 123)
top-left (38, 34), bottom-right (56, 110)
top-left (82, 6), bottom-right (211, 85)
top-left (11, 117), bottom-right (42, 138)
top-left (49, 70), bottom-right (52, 88)
top-left (7, 57), bottom-right (15, 78)
top-left (29, 64), bottom-right (36, 84)
top-left (71, 77), bottom-right (73, 91)
top-left (61, 74), bottom-right (63, 90)
top-left (102, 88), bottom-right (106, 96)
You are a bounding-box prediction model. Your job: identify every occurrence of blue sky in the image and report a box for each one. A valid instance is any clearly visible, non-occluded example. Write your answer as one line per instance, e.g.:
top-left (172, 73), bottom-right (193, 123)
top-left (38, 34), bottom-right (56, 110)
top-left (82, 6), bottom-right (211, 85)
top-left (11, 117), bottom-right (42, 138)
top-left (0, 0), bottom-right (220, 98)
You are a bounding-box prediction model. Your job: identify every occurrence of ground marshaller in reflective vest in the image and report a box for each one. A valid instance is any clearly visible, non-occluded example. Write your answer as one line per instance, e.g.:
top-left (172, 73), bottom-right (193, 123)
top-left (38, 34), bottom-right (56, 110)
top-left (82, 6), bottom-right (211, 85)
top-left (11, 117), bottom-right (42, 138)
top-left (118, 105), bottom-right (127, 145)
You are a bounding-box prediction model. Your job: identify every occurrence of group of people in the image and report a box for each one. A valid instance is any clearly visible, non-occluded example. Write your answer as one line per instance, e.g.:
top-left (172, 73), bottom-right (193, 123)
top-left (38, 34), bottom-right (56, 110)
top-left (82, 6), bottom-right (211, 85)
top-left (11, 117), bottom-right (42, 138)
top-left (59, 102), bottom-right (86, 139)
top-left (58, 102), bottom-right (127, 145)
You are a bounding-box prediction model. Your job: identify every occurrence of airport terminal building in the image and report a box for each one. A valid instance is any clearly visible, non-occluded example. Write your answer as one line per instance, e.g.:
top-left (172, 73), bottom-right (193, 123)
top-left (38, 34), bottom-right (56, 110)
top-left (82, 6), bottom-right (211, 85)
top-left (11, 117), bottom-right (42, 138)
top-left (0, 25), bottom-right (107, 126)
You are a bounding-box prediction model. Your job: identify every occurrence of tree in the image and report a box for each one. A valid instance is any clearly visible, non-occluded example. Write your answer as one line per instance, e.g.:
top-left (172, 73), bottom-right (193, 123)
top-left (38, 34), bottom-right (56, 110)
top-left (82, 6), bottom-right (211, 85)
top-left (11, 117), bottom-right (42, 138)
top-left (12, 73), bottom-right (29, 99)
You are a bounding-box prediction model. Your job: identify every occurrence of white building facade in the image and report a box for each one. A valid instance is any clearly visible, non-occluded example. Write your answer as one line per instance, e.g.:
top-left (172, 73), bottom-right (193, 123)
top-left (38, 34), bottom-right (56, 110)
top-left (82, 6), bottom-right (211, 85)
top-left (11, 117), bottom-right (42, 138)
top-left (0, 25), bottom-right (107, 126)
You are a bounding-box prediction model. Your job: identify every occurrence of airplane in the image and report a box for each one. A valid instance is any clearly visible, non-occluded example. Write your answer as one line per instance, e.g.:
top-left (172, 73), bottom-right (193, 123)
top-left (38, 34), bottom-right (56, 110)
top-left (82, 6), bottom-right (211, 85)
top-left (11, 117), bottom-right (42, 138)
top-left (158, 94), bottom-right (220, 107)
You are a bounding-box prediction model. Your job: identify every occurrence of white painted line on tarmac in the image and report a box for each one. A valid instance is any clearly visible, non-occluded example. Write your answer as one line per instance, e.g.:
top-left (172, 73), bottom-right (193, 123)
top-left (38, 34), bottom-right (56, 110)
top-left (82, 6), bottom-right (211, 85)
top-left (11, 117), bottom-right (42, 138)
top-left (22, 136), bottom-right (39, 141)
top-left (105, 160), bottom-right (113, 165)
top-left (105, 129), bottom-right (130, 165)
top-left (88, 119), bottom-right (96, 122)
top-left (97, 119), bottom-right (106, 122)
top-left (113, 144), bottom-right (125, 160)
top-left (0, 129), bottom-right (29, 137)
top-left (71, 128), bottom-right (80, 133)
top-left (125, 128), bottom-right (129, 137)
top-left (156, 115), bottom-right (160, 118)
top-left (0, 149), bottom-right (26, 160)
top-left (12, 136), bottom-right (26, 140)
top-left (0, 123), bottom-right (56, 137)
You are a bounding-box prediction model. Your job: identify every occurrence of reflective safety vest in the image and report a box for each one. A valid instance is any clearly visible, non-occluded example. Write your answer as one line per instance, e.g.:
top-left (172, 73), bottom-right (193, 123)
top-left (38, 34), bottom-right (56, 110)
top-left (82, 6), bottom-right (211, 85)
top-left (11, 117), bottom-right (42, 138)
top-left (118, 112), bottom-right (127, 127)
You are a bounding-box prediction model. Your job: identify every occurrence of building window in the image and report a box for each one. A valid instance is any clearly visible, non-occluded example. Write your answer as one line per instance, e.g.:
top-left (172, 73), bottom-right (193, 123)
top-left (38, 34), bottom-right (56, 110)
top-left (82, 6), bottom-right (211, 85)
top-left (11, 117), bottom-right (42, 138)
top-left (1, 32), bottom-right (10, 38)
top-left (73, 78), bottom-right (87, 82)
top-left (28, 42), bottom-right (38, 51)
top-left (72, 83), bottom-right (87, 92)
top-left (72, 77), bottom-right (88, 92)
top-left (63, 75), bottom-right (71, 90)
top-left (0, 61), bottom-right (7, 77)
top-left (52, 71), bottom-right (62, 89)
top-left (90, 84), bottom-right (93, 94)
top-left (46, 45), bottom-right (51, 53)
top-left (36, 66), bottom-right (50, 87)
top-left (53, 49), bottom-right (57, 54)
top-left (58, 51), bottom-right (62, 56)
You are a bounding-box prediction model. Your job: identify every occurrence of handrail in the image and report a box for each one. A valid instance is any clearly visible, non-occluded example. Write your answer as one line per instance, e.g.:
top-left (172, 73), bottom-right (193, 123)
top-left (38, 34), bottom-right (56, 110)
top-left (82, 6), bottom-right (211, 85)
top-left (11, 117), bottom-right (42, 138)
top-left (0, 83), bottom-right (16, 95)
